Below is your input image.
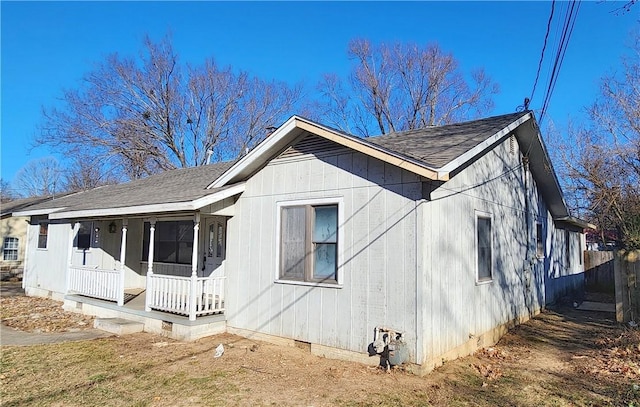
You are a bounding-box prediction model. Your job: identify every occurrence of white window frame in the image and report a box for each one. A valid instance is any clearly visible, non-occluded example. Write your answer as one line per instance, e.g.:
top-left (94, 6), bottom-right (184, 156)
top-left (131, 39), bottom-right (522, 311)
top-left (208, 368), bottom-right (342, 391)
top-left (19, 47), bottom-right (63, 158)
top-left (3, 237), bottom-right (19, 261)
top-left (475, 210), bottom-right (493, 284)
top-left (275, 197), bottom-right (344, 288)
top-left (37, 222), bottom-right (48, 250)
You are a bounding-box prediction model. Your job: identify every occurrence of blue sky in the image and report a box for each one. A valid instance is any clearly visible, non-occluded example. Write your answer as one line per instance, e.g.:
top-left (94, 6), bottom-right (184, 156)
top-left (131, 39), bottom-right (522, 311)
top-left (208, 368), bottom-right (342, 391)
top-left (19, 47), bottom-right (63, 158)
top-left (1, 1), bottom-right (637, 192)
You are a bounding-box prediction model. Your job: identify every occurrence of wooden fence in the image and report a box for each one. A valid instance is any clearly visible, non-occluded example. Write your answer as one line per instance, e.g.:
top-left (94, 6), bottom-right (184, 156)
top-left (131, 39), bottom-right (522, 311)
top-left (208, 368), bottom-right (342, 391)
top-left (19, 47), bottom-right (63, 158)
top-left (584, 251), bottom-right (615, 291)
top-left (614, 250), bottom-right (640, 323)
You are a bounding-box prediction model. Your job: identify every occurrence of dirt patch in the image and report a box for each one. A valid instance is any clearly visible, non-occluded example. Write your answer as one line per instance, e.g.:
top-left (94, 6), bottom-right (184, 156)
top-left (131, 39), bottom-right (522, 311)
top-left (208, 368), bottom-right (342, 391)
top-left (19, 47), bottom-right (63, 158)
top-left (1, 297), bottom-right (640, 406)
top-left (0, 296), bottom-right (95, 332)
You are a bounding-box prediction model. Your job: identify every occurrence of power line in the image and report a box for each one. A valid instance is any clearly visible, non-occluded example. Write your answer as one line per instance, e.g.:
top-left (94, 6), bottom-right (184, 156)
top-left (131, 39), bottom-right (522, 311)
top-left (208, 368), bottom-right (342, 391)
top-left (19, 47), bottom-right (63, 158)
top-left (538, 0), bottom-right (581, 125)
top-left (530, 0), bottom-right (556, 105)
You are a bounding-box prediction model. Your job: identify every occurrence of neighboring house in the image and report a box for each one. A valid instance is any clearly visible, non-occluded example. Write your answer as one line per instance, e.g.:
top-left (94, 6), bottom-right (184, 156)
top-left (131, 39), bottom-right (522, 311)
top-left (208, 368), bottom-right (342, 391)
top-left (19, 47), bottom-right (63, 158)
top-left (0, 196), bottom-right (56, 279)
top-left (15, 111), bottom-right (590, 374)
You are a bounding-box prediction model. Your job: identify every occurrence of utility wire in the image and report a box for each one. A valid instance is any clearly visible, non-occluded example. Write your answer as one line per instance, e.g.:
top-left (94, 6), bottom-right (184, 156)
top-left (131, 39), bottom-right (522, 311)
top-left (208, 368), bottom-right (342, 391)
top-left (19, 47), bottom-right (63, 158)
top-left (538, 0), bottom-right (581, 125)
top-left (530, 0), bottom-right (556, 105)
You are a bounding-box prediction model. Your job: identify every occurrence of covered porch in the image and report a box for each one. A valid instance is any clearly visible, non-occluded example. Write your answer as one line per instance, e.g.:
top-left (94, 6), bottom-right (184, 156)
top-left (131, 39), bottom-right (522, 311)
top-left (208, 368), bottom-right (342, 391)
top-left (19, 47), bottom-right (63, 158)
top-left (61, 183), bottom-right (243, 322)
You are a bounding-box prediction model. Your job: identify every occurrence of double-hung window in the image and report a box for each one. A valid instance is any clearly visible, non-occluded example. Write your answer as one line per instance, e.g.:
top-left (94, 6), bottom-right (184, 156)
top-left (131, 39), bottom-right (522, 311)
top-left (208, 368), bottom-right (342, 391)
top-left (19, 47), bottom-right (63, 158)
top-left (3, 237), bottom-right (19, 261)
top-left (476, 212), bottom-right (493, 282)
top-left (278, 200), bottom-right (340, 285)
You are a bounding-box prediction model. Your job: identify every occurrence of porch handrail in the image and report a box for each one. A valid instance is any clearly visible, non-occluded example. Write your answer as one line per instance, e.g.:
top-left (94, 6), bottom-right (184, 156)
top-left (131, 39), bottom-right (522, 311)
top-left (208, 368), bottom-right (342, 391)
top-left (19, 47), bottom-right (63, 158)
top-left (68, 265), bottom-right (120, 302)
top-left (147, 274), bottom-right (225, 320)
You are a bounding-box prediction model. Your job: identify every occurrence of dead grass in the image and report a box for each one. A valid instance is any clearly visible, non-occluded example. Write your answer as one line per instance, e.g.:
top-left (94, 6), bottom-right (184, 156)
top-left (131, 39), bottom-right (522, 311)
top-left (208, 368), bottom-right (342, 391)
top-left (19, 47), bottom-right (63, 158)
top-left (1, 297), bottom-right (640, 406)
top-left (1, 296), bottom-right (95, 332)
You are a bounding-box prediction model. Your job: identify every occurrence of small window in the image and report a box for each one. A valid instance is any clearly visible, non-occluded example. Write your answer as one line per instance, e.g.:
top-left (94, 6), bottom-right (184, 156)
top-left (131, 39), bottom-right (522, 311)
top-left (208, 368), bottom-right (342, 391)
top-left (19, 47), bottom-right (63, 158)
top-left (279, 203), bottom-right (339, 284)
top-left (565, 230), bottom-right (571, 267)
top-left (477, 214), bottom-right (492, 282)
top-left (536, 223), bottom-right (544, 258)
top-left (38, 223), bottom-right (48, 249)
top-left (3, 237), bottom-right (19, 261)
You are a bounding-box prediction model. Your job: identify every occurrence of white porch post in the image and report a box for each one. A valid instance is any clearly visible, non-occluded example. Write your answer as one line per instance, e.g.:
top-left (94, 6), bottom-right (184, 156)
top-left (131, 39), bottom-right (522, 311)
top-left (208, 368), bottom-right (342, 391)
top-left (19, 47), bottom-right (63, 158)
top-left (66, 222), bottom-right (80, 295)
top-left (145, 218), bottom-right (156, 312)
top-left (189, 213), bottom-right (200, 321)
top-left (117, 219), bottom-right (128, 306)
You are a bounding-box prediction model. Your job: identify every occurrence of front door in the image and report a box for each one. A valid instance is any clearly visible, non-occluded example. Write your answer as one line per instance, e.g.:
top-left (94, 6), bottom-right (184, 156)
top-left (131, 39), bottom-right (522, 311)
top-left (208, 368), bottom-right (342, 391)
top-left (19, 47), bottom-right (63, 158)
top-left (203, 216), bottom-right (226, 278)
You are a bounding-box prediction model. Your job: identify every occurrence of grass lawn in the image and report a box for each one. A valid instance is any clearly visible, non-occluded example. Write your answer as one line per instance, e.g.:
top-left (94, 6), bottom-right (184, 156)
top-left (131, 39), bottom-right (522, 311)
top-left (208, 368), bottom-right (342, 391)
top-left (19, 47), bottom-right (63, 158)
top-left (1, 303), bottom-right (639, 406)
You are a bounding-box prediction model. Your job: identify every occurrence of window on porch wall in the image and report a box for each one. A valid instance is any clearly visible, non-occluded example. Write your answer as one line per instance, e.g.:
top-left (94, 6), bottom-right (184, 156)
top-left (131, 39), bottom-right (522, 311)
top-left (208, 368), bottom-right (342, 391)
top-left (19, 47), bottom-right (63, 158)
top-left (74, 221), bottom-right (99, 249)
top-left (142, 221), bottom-right (194, 264)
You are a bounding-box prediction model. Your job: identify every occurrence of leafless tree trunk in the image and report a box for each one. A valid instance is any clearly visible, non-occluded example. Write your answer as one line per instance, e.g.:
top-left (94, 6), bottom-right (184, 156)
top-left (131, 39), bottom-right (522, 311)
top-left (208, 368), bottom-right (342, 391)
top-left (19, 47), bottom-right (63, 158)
top-left (318, 39), bottom-right (499, 136)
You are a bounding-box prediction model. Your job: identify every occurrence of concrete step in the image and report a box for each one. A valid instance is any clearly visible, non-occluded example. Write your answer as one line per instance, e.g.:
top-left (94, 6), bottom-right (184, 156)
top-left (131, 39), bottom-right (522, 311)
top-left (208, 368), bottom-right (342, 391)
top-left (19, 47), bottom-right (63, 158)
top-left (94, 318), bottom-right (144, 335)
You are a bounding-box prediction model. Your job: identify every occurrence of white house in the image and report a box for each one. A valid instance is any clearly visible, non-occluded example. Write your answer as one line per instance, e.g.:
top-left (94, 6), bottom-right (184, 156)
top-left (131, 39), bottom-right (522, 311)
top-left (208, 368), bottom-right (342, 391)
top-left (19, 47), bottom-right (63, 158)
top-left (15, 111), bottom-right (589, 374)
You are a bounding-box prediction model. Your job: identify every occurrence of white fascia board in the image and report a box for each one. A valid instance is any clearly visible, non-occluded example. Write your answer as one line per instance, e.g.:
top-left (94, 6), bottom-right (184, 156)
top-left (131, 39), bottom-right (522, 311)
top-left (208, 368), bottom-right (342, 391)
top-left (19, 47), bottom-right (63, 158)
top-left (48, 184), bottom-right (246, 220)
top-left (191, 182), bottom-right (245, 209)
top-left (12, 207), bottom-right (67, 217)
top-left (207, 116), bottom-right (300, 189)
top-left (436, 112), bottom-right (533, 176)
top-left (48, 202), bottom-right (195, 219)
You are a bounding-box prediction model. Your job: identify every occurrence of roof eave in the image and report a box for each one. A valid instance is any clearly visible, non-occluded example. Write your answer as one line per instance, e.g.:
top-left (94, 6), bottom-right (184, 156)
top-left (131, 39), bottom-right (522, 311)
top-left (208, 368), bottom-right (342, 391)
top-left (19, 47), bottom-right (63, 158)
top-left (13, 207), bottom-right (68, 217)
top-left (554, 216), bottom-right (597, 230)
top-left (436, 111), bottom-right (533, 176)
top-left (47, 183), bottom-right (245, 220)
top-left (515, 116), bottom-right (571, 219)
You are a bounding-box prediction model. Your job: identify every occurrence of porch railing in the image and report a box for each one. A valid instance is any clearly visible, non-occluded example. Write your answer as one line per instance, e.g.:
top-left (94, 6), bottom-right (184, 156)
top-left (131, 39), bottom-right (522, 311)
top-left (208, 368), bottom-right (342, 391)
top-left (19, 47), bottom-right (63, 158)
top-left (68, 265), bottom-right (120, 302)
top-left (146, 274), bottom-right (225, 320)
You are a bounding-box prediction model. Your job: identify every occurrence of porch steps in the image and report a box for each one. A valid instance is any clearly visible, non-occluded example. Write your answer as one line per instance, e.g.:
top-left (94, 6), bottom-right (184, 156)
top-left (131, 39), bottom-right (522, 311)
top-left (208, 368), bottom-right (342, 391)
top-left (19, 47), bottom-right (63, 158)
top-left (94, 318), bottom-right (144, 336)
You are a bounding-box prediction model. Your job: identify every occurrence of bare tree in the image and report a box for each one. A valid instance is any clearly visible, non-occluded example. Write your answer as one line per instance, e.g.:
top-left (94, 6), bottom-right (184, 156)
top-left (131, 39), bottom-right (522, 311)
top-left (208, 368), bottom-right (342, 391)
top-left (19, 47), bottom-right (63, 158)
top-left (13, 157), bottom-right (62, 197)
top-left (318, 39), bottom-right (499, 136)
top-left (555, 31), bottom-right (640, 249)
top-left (61, 157), bottom-right (121, 192)
top-left (0, 178), bottom-right (17, 203)
top-left (38, 35), bottom-right (303, 180)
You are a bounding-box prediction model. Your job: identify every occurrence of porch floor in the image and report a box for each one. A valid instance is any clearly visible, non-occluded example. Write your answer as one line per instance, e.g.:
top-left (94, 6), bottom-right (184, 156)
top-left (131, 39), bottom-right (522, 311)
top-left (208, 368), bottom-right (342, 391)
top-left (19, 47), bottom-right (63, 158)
top-left (65, 290), bottom-right (226, 327)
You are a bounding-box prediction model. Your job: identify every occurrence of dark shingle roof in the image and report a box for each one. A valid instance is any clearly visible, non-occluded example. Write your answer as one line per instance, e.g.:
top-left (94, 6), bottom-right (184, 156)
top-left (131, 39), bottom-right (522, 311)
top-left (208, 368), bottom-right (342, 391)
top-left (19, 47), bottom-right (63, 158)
top-left (1, 195), bottom-right (58, 217)
top-left (365, 112), bottom-right (527, 169)
top-left (21, 161), bottom-right (235, 213)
